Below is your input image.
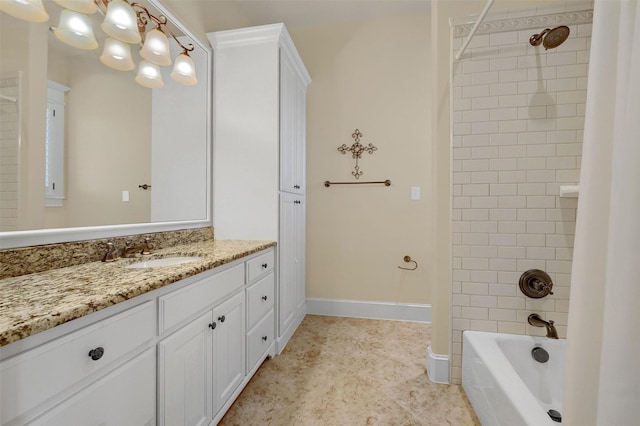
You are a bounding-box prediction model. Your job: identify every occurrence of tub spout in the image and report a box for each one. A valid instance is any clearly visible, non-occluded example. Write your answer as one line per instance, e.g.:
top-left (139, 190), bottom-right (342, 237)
top-left (528, 313), bottom-right (558, 339)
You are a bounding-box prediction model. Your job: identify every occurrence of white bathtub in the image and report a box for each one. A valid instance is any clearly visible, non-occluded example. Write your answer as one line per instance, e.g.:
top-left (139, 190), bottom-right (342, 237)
top-left (462, 331), bottom-right (566, 425)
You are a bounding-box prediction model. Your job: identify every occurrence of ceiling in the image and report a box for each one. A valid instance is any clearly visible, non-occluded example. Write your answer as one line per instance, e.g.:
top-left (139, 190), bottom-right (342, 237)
top-left (233, 0), bottom-right (431, 30)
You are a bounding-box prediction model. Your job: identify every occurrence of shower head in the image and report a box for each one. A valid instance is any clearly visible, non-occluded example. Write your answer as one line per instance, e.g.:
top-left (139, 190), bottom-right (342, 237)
top-left (529, 25), bottom-right (570, 50)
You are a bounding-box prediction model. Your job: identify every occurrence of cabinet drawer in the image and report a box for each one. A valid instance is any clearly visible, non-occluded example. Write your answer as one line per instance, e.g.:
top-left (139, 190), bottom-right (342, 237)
top-left (246, 272), bottom-right (274, 329)
top-left (0, 302), bottom-right (154, 425)
top-left (30, 348), bottom-right (156, 426)
top-left (246, 250), bottom-right (274, 283)
top-left (246, 310), bottom-right (274, 372)
top-left (159, 263), bottom-right (244, 333)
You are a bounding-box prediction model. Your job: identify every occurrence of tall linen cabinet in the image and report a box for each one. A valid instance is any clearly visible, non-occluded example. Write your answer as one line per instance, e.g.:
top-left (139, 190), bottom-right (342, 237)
top-left (208, 24), bottom-right (310, 353)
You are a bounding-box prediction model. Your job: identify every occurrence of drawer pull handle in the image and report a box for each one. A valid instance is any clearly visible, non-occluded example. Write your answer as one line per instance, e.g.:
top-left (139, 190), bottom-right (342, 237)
top-left (262, 295), bottom-right (268, 301)
top-left (294, 200), bottom-right (301, 204)
top-left (261, 263), bottom-right (268, 269)
top-left (261, 336), bottom-right (268, 342)
top-left (209, 322), bottom-right (216, 330)
top-left (294, 185), bottom-right (300, 189)
top-left (218, 315), bottom-right (226, 323)
top-left (88, 347), bottom-right (105, 361)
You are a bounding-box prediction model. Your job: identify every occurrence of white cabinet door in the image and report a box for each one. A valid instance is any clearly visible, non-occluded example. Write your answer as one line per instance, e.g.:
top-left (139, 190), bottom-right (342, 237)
top-left (213, 291), bottom-right (246, 412)
top-left (279, 193), bottom-right (304, 335)
top-left (280, 50), bottom-right (306, 195)
top-left (294, 195), bottom-right (306, 313)
top-left (158, 312), bottom-right (214, 426)
top-left (31, 349), bottom-right (156, 426)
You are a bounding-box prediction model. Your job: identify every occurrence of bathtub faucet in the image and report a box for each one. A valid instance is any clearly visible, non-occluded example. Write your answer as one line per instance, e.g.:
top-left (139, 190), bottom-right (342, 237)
top-left (528, 313), bottom-right (558, 339)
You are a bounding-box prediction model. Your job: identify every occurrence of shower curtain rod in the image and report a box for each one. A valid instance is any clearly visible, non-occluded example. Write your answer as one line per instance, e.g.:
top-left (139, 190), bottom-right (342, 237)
top-left (455, 0), bottom-right (495, 60)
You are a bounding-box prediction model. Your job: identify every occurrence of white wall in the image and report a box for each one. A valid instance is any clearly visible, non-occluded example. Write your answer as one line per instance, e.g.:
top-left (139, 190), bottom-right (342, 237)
top-left (449, 4), bottom-right (592, 383)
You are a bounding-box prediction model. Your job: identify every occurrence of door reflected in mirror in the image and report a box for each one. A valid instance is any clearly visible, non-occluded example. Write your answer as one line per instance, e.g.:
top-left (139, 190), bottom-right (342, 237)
top-left (0, 0), bottom-right (209, 236)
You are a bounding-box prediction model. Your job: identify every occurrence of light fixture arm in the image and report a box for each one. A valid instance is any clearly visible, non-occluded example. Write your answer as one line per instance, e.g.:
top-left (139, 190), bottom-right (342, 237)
top-left (94, 0), bottom-right (194, 53)
top-left (130, 2), bottom-right (194, 53)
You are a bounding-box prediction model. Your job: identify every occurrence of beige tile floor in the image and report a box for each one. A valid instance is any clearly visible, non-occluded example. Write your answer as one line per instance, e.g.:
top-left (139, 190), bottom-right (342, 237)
top-left (219, 315), bottom-right (480, 425)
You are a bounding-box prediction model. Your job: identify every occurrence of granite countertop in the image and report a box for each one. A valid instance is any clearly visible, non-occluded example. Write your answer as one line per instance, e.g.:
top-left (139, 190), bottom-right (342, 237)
top-left (0, 239), bottom-right (276, 347)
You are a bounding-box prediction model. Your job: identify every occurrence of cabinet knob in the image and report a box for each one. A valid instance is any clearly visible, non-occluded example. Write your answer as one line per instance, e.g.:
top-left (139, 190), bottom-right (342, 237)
top-left (262, 295), bottom-right (268, 301)
top-left (209, 322), bottom-right (216, 330)
top-left (294, 185), bottom-right (300, 189)
top-left (218, 315), bottom-right (226, 323)
top-left (261, 336), bottom-right (268, 342)
top-left (88, 347), bottom-right (105, 361)
top-left (262, 263), bottom-right (268, 269)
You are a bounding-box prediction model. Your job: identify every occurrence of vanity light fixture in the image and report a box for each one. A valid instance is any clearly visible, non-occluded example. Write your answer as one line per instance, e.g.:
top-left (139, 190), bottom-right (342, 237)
top-left (100, 0), bottom-right (140, 44)
top-left (52, 8), bottom-right (99, 50)
top-left (0, 0), bottom-right (49, 22)
top-left (135, 59), bottom-right (164, 88)
top-left (139, 27), bottom-right (171, 66)
top-left (100, 37), bottom-right (135, 70)
top-left (1, 0), bottom-right (198, 88)
top-left (170, 51), bottom-right (197, 85)
top-left (52, 0), bottom-right (98, 15)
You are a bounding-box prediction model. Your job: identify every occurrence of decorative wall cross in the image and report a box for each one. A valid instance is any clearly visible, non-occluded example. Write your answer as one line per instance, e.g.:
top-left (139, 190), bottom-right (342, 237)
top-left (337, 129), bottom-right (377, 179)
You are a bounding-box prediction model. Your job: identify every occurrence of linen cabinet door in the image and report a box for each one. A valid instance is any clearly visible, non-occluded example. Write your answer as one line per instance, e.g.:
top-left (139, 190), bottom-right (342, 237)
top-left (158, 312), bottom-right (214, 426)
top-left (278, 193), bottom-right (297, 335)
top-left (212, 291), bottom-right (246, 412)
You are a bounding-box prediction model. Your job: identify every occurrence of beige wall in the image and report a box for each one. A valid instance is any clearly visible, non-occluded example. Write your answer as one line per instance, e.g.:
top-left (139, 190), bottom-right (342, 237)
top-left (290, 13), bottom-right (432, 306)
top-left (64, 56), bottom-right (151, 227)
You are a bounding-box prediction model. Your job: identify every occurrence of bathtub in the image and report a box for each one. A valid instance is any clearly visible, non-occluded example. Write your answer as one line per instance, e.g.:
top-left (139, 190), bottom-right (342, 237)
top-left (462, 331), bottom-right (566, 425)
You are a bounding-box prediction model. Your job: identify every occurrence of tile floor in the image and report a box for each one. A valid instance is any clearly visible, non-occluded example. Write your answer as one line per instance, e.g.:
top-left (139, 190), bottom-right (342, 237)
top-left (219, 315), bottom-right (480, 425)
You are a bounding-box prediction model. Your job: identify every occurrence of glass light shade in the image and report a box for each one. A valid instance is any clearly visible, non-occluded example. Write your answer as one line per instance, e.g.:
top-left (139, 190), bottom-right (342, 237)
top-left (0, 0), bottom-right (49, 22)
top-left (100, 37), bottom-right (134, 71)
top-left (135, 60), bottom-right (164, 89)
top-left (101, 0), bottom-right (141, 44)
top-left (53, 9), bottom-right (98, 50)
top-left (170, 53), bottom-right (197, 86)
top-left (139, 28), bottom-right (172, 66)
top-left (52, 0), bottom-right (97, 14)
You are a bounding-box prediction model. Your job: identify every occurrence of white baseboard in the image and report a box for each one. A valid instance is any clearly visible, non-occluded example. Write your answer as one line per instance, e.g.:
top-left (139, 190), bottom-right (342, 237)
top-left (427, 345), bottom-right (450, 384)
top-left (306, 298), bottom-right (431, 323)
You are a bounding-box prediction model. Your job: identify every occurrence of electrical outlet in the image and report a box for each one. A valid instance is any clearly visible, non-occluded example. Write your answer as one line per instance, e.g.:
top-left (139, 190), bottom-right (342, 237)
top-left (411, 186), bottom-right (421, 201)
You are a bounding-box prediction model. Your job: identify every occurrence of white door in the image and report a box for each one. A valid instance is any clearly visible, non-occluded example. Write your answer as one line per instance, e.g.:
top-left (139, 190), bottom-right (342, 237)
top-left (158, 312), bottom-right (214, 426)
top-left (213, 291), bottom-right (246, 411)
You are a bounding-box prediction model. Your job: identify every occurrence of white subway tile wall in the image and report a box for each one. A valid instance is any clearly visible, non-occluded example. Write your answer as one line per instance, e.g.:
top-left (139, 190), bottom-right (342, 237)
top-left (450, 14), bottom-right (591, 383)
top-left (0, 74), bottom-right (20, 232)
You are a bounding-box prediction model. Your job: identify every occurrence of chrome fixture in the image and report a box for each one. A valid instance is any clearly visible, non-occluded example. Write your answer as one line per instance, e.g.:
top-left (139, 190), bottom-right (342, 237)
top-left (122, 237), bottom-right (153, 257)
top-left (0, 0), bottom-right (197, 88)
top-left (531, 345), bottom-right (550, 363)
top-left (529, 25), bottom-right (570, 50)
top-left (101, 241), bottom-right (118, 262)
top-left (519, 269), bottom-right (554, 298)
top-left (528, 313), bottom-right (558, 339)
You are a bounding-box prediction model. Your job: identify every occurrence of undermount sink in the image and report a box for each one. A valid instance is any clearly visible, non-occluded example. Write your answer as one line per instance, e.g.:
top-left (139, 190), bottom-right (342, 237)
top-left (125, 256), bottom-right (202, 269)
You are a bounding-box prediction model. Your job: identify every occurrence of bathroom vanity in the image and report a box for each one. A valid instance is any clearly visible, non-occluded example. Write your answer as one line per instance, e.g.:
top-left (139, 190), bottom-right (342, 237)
top-left (0, 239), bottom-right (276, 426)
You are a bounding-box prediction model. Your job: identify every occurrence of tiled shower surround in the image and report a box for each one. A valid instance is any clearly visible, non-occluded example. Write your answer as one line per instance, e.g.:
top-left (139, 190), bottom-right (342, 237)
top-left (450, 5), bottom-right (593, 383)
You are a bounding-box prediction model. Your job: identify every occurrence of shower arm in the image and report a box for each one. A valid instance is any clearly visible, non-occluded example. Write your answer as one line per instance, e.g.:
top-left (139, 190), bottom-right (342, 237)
top-left (455, 0), bottom-right (495, 61)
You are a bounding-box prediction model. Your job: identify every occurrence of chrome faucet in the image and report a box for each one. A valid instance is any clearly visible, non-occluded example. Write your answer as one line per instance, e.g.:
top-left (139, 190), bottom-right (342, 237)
top-left (528, 313), bottom-right (558, 339)
top-left (122, 238), bottom-right (154, 258)
top-left (102, 241), bottom-right (118, 262)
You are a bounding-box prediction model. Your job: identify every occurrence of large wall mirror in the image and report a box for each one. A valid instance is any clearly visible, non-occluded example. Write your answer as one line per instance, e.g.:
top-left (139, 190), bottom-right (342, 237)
top-left (0, 0), bottom-right (211, 248)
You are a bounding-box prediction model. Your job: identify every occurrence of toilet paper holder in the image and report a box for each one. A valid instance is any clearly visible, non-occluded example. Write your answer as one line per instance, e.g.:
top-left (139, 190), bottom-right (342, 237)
top-left (398, 256), bottom-right (418, 271)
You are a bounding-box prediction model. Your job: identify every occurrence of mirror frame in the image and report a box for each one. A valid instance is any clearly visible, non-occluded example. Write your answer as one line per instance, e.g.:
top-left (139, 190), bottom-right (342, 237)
top-left (0, 0), bottom-right (212, 249)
